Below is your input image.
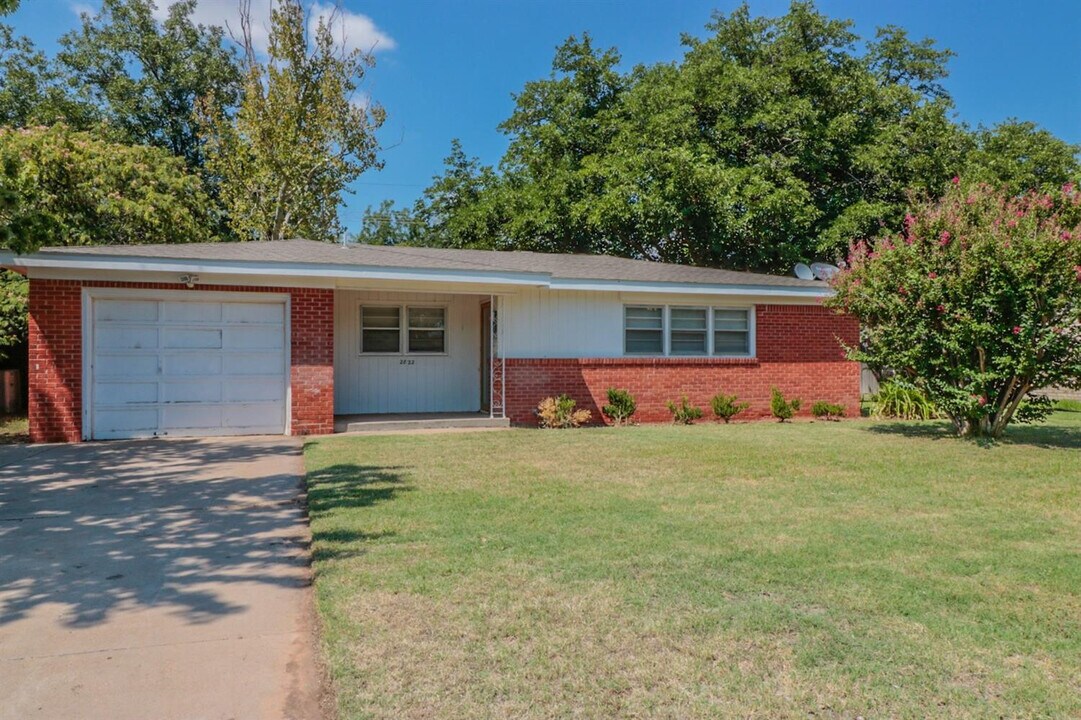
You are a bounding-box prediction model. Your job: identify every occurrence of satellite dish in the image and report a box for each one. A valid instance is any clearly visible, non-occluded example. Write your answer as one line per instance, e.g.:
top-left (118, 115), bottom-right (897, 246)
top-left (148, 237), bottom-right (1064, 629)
top-left (793, 262), bottom-right (814, 280)
top-left (811, 262), bottom-right (840, 281)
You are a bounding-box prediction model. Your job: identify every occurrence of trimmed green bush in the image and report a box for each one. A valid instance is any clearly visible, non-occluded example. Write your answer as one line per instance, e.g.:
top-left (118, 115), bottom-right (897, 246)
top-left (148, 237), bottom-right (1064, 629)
top-left (666, 396), bottom-right (704, 425)
top-left (770, 387), bottom-right (801, 422)
top-left (602, 388), bottom-right (637, 425)
top-left (812, 401), bottom-right (846, 421)
top-left (710, 393), bottom-right (749, 423)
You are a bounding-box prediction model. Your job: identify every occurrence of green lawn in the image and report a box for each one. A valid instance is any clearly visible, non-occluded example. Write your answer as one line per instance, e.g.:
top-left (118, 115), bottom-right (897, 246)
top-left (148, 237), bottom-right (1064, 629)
top-left (305, 413), bottom-right (1081, 719)
top-left (0, 414), bottom-right (28, 444)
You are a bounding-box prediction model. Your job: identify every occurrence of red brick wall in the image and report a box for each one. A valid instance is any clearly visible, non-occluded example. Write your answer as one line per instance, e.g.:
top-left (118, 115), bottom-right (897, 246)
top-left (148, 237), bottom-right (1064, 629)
top-left (505, 304), bottom-right (859, 424)
top-left (27, 279), bottom-right (334, 442)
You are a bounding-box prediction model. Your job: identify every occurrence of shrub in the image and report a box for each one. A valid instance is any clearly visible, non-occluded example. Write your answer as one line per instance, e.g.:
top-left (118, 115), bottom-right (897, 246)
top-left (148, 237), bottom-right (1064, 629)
top-left (536, 394), bottom-right (592, 428)
top-left (828, 180), bottom-right (1081, 438)
top-left (770, 387), bottom-right (801, 422)
top-left (872, 381), bottom-right (939, 420)
top-left (1055, 398), bottom-right (1081, 413)
top-left (666, 396), bottom-right (704, 424)
top-left (602, 388), bottom-right (637, 425)
top-left (710, 393), bottom-right (749, 423)
top-left (811, 401), bottom-right (846, 421)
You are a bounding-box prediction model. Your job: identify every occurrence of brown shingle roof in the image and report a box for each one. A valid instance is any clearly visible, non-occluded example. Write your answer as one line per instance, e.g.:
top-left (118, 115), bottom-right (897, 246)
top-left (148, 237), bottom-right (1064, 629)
top-left (37, 239), bottom-right (824, 289)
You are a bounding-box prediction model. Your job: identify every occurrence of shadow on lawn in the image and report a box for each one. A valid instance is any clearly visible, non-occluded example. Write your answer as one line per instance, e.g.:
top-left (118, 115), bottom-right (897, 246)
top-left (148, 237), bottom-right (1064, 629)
top-left (865, 419), bottom-right (1081, 450)
top-left (304, 461), bottom-right (412, 564)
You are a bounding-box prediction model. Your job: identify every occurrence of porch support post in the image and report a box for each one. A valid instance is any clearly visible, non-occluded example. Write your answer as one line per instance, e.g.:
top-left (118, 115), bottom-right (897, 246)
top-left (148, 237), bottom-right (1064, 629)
top-left (489, 294), bottom-right (505, 419)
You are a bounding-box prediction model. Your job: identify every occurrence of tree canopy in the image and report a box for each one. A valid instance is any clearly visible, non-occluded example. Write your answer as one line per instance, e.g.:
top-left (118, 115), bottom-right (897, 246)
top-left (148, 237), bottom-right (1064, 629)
top-left (198, 0), bottom-right (385, 242)
top-left (365, 2), bottom-right (1079, 274)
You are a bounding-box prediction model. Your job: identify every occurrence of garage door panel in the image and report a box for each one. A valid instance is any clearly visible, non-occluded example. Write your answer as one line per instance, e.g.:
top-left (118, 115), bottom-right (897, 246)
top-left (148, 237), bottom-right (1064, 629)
top-left (161, 381), bottom-right (223, 403)
top-left (163, 327), bottom-right (223, 349)
top-left (161, 301), bottom-right (223, 323)
top-left (95, 381), bottom-right (158, 405)
top-left (224, 379), bottom-right (285, 403)
top-left (95, 354), bottom-right (158, 378)
top-left (91, 294), bottom-right (288, 439)
top-left (223, 403), bottom-right (283, 428)
top-left (96, 326), bottom-right (158, 350)
top-left (96, 300), bottom-right (158, 322)
top-left (225, 325), bottom-right (284, 350)
top-left (223, 302), bottom-right (282, 323)
top-left (162, 404), bottom-right (222, 430)
top-left (224, 352), bottom-right (284, 375)
top-left (95, 409), bottom-right (159, 437)
top-left (163, 353), bottom-right (223, 376)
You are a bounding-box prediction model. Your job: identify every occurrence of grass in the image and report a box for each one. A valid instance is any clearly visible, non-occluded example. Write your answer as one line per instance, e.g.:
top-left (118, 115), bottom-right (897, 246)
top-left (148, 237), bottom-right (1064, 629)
top-left (305, 413), bottom-right (1081, 719)
top-left (1054, 398), bottom-right (1081, 413)
top-left (0, 414), bottom-right (28, 444)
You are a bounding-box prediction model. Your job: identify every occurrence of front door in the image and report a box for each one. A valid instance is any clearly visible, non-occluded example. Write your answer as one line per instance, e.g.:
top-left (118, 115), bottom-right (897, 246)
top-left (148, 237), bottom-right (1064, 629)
top-left (480, 301), bottom-right (491, 412)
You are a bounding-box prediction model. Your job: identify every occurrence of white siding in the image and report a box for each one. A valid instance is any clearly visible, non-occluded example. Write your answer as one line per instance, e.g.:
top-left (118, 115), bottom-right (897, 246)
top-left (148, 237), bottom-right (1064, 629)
top-left (334, 289), bottom-right (483, 414)
top-left (500, 288), bottom-right (763, 358)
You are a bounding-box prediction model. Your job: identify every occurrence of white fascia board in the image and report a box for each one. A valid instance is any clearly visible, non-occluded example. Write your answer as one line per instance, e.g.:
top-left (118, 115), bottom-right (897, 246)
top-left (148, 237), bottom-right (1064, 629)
top-left (5, 254), bottom-right (551, 288)
top-left (1, 249), bottom-right (831, 298)
top-left (548, 277), bottom-right (833, 298)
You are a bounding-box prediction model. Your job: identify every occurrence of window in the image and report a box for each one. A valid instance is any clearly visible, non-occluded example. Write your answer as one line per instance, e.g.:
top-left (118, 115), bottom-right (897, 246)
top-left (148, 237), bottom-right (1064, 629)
top-left (407, 307), bottom-right (446, 353)
top-left (624, 306), bottom-right (663, 354)
top-left (669, 307), bottom-right (708, 355)
top-left (622, 305), bottom-right (754, 357)
top-left (713, 308), bottom-right (751, 356)
top-left (361, 306), bottom-right (401, 353)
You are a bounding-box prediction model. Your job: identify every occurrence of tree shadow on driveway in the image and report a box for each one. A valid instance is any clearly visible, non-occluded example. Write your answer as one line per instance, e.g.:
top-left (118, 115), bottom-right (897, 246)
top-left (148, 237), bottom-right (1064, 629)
top-left (0, 437), bottom-right (318, 629)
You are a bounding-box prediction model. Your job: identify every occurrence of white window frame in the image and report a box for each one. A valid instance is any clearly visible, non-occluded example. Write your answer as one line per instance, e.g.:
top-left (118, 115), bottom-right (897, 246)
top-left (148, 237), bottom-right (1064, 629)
top-left (359, 303), bottom-right (449, 356)
top-left (623, 305), bottom-right (665, 356)
top-left (405, 305), bottom-right (448, 355)
top-left (711, 306), bottom-right (756, 358)
top-left (622, 304), bottom-right (756, 358)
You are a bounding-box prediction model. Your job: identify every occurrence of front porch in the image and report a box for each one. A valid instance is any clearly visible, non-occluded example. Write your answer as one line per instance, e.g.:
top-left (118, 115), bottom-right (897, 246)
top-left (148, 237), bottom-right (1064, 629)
top-left (334, 412), bottom-right (510, 433)
top-left (331, 288), bottom-right (506, 429)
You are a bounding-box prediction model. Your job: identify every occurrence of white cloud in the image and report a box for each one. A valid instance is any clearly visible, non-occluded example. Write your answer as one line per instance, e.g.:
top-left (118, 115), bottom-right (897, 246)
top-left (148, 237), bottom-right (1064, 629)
top-left (141, 0), bottom-right (395, 56)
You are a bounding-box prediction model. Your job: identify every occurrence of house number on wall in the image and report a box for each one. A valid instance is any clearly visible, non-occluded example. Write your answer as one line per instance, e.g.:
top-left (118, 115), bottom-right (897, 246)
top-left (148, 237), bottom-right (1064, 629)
top-left (399, 359), bottom-right (416, 365)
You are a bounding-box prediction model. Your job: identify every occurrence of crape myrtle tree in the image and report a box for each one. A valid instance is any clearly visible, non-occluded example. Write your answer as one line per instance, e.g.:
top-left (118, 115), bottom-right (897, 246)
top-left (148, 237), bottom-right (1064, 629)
top-left (828, 180), bottom-right (1081, 438)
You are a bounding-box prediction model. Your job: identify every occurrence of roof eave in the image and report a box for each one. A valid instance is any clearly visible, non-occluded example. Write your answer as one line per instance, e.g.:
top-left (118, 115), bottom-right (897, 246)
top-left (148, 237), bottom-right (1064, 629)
top-left (0, 250), bottom-right (832, 298)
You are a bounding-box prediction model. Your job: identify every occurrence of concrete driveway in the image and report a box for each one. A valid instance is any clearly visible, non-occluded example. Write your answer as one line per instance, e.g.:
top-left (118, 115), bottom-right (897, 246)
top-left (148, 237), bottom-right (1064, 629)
top-left (0, 436), bottom-right (323, 720)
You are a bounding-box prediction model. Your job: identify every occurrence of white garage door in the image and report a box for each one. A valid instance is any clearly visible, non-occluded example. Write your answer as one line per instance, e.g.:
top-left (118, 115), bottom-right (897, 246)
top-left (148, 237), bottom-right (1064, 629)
top-left (89, 293), bottom-right (288, 439)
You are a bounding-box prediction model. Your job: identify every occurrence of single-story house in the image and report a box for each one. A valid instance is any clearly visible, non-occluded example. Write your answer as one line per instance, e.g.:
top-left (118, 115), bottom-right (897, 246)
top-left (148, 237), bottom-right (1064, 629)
top-left (0, 239), bottom-right (858, 443)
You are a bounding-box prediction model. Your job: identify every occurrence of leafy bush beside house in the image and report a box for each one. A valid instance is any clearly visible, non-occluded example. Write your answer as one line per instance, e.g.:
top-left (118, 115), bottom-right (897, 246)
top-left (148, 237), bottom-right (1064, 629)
top-left (812, 401), bottom-right (845, 421)
top-left (602, 388), bottom-right (637, 425)
top-left (770, 388), bottom-right (801, 422)
top-left (710, 393), bottom-right (749, 423)
top-left (829, 180), bottom-right (1081, 438)
top-left (666, 396), bottom-right (704, 424)
top-left (872, 381), bottom-right (939, 420)
top-left (537, 395), bottom-right (592, 428)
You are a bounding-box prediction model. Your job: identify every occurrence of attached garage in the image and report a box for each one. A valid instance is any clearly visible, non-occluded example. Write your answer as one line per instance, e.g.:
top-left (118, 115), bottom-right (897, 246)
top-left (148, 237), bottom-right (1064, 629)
top-left (85, 289), bottom-right (289, 440)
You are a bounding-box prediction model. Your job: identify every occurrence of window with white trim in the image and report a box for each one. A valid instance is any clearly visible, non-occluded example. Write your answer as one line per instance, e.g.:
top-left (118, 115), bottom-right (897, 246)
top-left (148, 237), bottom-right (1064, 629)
top-left (407, 306), bottom-right (446, 353)
top-left (669, 307), bottom-right (708, 355)
top-left (360, 305), bottom-right (448, 354)
top-left (622, 305), bottom-right (754, 357)
top-left (624, 306), bottom-right (663, 354)
top-left (361, 306), bottom-right (401, 353)
top-left (713, 308), bottom-right (751, 356)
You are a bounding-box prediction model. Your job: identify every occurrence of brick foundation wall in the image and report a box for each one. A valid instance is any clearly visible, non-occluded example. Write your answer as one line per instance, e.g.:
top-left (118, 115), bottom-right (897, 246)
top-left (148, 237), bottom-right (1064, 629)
top-left (505, 304), bottom-right (859, 424)
top-left (27, 279), bottom-right (334, 443)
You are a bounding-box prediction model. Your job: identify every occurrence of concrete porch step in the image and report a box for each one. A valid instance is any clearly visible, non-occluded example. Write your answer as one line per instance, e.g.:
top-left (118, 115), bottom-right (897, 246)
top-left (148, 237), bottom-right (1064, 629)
top-left (334, 413), bottom-right (510, 434)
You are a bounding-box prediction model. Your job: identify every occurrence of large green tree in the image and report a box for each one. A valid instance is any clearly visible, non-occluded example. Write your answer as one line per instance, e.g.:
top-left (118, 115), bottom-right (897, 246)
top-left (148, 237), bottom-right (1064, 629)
top-left (389, 2), bottom-right (1077, 274)
top-left (199, 0), bottom-right (385, 242)
top-left (58, 0), bottom-right (241, 171)
top-left (0, 124), bottom-right (218, 358)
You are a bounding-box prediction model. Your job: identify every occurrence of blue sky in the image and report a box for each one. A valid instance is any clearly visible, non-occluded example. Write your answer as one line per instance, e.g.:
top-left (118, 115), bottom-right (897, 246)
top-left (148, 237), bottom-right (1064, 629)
top-left (8, 0), bottom-right (1081, 234)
